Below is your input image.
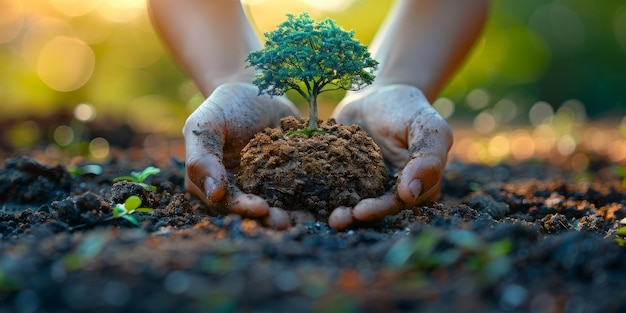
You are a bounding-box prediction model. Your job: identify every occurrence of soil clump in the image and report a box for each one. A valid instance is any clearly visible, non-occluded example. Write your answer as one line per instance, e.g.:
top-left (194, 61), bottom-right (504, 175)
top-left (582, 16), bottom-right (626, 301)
top-left (236, 117), bottom-right (388, 220)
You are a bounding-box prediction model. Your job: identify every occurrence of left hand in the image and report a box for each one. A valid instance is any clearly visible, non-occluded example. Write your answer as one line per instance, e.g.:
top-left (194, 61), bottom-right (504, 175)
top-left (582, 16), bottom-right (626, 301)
top-left (328, 84), bottom-right (453, 229)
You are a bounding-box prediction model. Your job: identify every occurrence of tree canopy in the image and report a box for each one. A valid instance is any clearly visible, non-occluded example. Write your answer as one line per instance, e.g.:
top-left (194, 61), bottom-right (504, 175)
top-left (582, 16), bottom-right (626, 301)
top-left (246, 12), bottom-right (378, 130)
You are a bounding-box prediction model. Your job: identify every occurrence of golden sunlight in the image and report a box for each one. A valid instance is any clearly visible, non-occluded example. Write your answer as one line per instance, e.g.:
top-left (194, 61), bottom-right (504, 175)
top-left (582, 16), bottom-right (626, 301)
top-left (36, 36), bottom-right (95, 91)
top-left (300, 0), bottom-right (357, 12)
top-left (0, 0), bottom-right (24, 44)
top-left (49, 0), bottom-right (102, 17)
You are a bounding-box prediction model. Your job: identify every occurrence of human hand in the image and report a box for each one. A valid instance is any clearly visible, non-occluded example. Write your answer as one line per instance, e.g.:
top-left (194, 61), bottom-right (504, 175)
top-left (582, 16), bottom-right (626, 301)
top-left (328, 84), bottom-right (453, 229)
top-left (183, 82), bottom-right (298, 229)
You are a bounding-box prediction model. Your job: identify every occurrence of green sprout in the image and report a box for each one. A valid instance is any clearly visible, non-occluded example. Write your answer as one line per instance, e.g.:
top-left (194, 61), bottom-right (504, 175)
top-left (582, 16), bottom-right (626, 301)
top-left (110, 195), bottom-right (153, 226)
top-left (384, 229), bottom-right (514, 285)
top-left (67, 164), bottom-right (103, 177)
top-left (112, 166), bottom-right (161, 191)
top-left (246, 12), bottom-right (378, 134)
top-left (67, 195), bottom-right (153, 231)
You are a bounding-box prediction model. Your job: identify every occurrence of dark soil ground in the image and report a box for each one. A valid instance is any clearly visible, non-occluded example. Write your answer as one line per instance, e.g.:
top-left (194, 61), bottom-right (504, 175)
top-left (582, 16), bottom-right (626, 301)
top-left (1, 147), bottom-right (626, 313)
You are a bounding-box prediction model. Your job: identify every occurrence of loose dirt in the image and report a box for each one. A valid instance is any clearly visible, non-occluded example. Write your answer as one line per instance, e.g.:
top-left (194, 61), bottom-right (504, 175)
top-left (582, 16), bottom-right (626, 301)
top-left (236, 117), bottom-right (388, 220)
top-left (1, 150), bottom-right (625, 312)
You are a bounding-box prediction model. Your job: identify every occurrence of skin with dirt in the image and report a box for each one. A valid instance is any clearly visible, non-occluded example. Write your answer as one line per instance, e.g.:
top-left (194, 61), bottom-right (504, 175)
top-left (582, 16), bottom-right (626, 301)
top-left (236, 117), bottom-right (388, 220)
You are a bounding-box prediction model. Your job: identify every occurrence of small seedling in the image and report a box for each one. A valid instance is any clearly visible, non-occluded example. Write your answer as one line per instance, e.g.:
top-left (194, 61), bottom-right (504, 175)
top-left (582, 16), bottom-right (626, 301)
top-left (110, 195), bottom-right (153, 226)
top-left (246, 12), bottom-right (378, 134)
top-left (384, 229), bottom-right (514, 285)
top-left (67, 164), bottom-right (103, 177)
top-left (112, 166), bottom-right (161, 191)
top-left (66, 195), bottom-right (153, 231)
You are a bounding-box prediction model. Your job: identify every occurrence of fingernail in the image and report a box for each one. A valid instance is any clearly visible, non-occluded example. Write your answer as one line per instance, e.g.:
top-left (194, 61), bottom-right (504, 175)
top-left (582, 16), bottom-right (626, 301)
top-left (408, 179), bottom-right (422, 201)
top-left (204, 177), bottom-right (216, 199)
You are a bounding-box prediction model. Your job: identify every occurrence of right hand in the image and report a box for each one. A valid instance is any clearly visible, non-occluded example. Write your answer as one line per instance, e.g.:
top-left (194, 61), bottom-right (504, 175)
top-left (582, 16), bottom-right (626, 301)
top-left (183, 82), bottom-right (299, 229)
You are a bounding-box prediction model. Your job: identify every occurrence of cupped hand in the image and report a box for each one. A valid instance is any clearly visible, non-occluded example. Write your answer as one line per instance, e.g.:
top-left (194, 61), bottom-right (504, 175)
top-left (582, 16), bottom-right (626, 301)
top-left (328, 84), bottom-right (453, 230)
top-left (183, 82), bottom-right (298, 229)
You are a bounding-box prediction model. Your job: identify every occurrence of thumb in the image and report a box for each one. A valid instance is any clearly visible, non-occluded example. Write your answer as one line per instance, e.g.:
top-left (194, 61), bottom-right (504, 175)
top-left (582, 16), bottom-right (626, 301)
top-left (185, 153), bottom-right (228, 202)
top-left (182, 100), bottom-right (229, 202)
top-left (396, 155), bottom-right (444, 205)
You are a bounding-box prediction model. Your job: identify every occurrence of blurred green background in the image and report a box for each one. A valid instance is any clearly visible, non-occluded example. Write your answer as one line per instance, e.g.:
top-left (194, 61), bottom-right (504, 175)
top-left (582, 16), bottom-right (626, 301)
top-left (1, 0), bottom-right (625, 156)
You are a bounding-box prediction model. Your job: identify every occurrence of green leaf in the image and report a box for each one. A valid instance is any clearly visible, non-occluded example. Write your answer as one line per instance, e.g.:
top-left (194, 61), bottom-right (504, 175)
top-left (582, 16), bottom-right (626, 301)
top-left (112, 176), bottom-right (138, 183)
top-left (122, 214), bottom-right (139, 226)
top-left (124, 196), bottom-right (142, 211)
top-left (68, 164), bottom-right (103, 177)
top-left (140, 183), bottom-right (157, 192)
top-left (136, 166), bottom-right (161, 182)
top-left (384, 237), bottom-right (414, 268)
top-left (134, 208), bottom-right (153, 214)
top-left (614, 238), bottom-right (626, 246)
top-left (246, 12), bottom-right (378, 126)
top-left (488, 238), bottom-right (513, 258)
top-left (112, 204), bottom-right (125, 217)
top-left (616, 226), bottom-right (626, 236)
top-left (113, 166), bottom-right (160, 185)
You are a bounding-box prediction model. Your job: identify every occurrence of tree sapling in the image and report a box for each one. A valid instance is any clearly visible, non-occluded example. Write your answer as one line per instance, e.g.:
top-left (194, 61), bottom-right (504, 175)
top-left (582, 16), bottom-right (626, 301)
top-left (246, 12), bottom-right (378, 134)
top-left (236, 13), bottom-right (387, 219)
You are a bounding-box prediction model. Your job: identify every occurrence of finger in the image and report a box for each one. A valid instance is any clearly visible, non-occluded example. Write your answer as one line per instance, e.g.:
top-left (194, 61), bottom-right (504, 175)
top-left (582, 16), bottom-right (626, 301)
top-left (185, 153), bottom-right (229, 202)
top-left (329, 206), bottom-right (355, 230)
top-left (185, 174), bottom-right (230, 216)
top-left (397, 155), bottom-right (444, 205)
top-left (226, 184), bottom-right (270, 218)
top-left (262, 207), bottom-right (291, 230)
top-left (352, 192), bottom-right (402, 222)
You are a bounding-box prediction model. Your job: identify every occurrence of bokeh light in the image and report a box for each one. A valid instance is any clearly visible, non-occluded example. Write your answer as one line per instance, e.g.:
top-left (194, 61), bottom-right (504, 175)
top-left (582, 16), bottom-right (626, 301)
top-left (0, 0), bottom-right (24, 44)
top-left (556, 135), bottom-right (576, 156)
top-left (466, 89), bottom-right (490, 111)
top-left (510, 130), bottom-right (535, 160)
top-left (607, 139), bottom-right (626, 163)
top-left (492, 99), bottom-right (517, 124)
top-left (96, 0), bottom-right (145, 23)
top-left (488, 135), bottom-right (510, 159)
top-left (89, 137), bottom-right (110, 160)
top-left (74, 103), bottom-right (97, 122)
top-left (300, 0), bottom-right (357, 12)
top-left (0, 0), bottom-right (624, 170)
top-left (144, 133), bottom-right (169, 162)
top-left (474, 111), bottom-right (496, 135)
top-left (53, 125), bottom-right (74, 147)
top-left (532, 124), bottom-right (557, 156)
top-left (584, 127), bottom-right (611, 153)
top-left (20, 17), bottom-right (71, 67)
top-left (433, 98), bottom-right (455, 120)
top-left (49, 0), bottom-right (102, 17)
top-left (36, 36), bottom-right (95, 91)
top-left (529, 101), bottom-right (554, 126)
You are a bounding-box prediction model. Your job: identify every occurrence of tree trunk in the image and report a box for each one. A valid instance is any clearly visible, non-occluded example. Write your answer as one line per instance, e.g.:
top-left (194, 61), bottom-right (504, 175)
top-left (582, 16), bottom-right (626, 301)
top-left (307, 95), bottom-right (318, 130)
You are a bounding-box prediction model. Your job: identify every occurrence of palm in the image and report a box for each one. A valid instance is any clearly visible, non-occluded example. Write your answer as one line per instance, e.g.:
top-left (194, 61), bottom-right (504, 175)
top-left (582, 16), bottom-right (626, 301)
top-left (183, 82), bottom-right (297, 227)
top-left (329, 84), bottom-right (453, 228)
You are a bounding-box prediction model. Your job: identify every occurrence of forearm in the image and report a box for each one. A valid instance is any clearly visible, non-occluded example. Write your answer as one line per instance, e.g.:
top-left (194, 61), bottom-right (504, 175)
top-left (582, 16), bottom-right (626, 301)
top-left (147, 0), bottom-right (260, 96)
top-left (370, 0), bottom-right (488, 101)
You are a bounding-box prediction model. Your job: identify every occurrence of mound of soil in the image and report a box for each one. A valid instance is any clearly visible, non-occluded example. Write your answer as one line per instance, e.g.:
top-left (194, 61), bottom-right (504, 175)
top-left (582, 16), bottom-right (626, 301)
top-left (236, 117), bottom-right (387, 219)
top-left (1, 151), bottom-right (626, 313)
